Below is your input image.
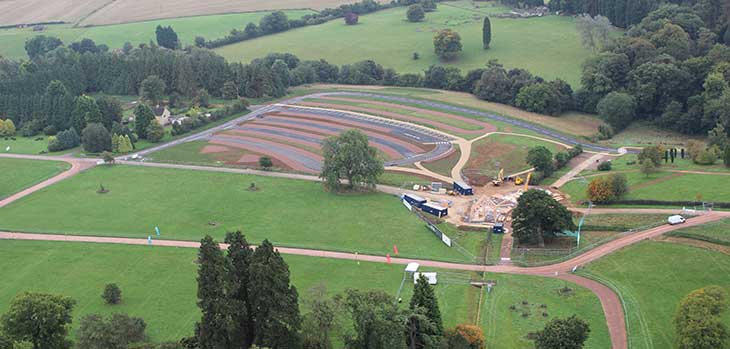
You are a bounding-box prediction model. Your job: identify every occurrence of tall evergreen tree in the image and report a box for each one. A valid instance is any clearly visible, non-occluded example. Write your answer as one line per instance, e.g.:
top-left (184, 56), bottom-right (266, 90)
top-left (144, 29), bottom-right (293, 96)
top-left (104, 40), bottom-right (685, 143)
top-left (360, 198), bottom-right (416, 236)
top-left (410, 275), bottom-right (443, 334)
top-left (71, 95), bottom-right (102, 133)
top-left (271, 59), bottom-right (291, 98)
top-left (225, 231), bottom-right (254, 349)
top-left (248, 239), bottom-right (301, 349)
top-left (44, 80), bottom-right (74, 131)
top-left (133, 104), bottom-right (155, 140)
top-left (95, 95), bottom-right (123, 130)
top-left (483, 16), bottom-right (492, 49)
top-left (195, 236), bottom-right (232, 349)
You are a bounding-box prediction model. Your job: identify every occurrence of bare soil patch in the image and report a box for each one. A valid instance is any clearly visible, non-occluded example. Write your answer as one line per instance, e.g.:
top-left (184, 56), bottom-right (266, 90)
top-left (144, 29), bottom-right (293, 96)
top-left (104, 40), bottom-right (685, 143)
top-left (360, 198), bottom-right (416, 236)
top-left (0, 0), bottom-right (107, 26)
top-left (200, 145), bottom-right (230, 154)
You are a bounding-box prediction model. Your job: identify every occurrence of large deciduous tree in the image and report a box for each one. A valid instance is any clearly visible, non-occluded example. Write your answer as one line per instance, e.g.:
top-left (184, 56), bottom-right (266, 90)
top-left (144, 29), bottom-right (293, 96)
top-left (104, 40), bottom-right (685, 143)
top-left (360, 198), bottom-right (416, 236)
top-left (248, 240), bottom-right (301, 348)
top-left (1, 293), bottom-right (75, 349)
top-left (343, 289), bottom-right (405, 349)
top-left (24, 35), bottom-right (63, 59)
top-left (526, 146), bottom-right (555, 177)
top-left (76, 313), bottom-right (146, 349)
top-left (433, 29), bottom-right (462, 60)
top-left (535, 315), bottom-right (591, 349)
top-left (71, 95), bottom-right (102, 133)
top-left (512, 189), bottom-right (575, 247)
top-left (596, 92), bottom-right (637, 131)
top-left (320, 129), bottom-right (383, 191)
top-left (674, 286), bottom-right (729, 349)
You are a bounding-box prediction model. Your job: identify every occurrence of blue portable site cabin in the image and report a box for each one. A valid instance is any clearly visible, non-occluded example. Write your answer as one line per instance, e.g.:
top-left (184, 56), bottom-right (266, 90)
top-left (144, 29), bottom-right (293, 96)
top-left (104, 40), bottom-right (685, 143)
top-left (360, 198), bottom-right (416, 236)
top-left (492, 223), bottom-right (505, 234)
top-left (422, 203), bottom-right (448, 217)
top-left (453, 181), bottom-right (473, 196)
top-left (402, 193), bottom-right (427, 208)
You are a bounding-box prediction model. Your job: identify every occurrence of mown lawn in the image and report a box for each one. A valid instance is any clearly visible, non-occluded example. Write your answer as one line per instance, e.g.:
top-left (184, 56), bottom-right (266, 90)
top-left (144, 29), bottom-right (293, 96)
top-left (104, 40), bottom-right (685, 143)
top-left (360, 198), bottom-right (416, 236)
top-left (581, 241), bottom-right (730, 349)
top-left (589, 153), bottom-right (730, 175)
top-left (669, 218), bottom-right (730, 243)
top-left (0, 165), bottom-right (477, 262)
top-left (0, 158), bottom-right (70, 199)
top-left (0, 240), bottom-right (609, 348)
top-left (0, 10), bottom-right (314, 59)
top-left (561, 171), bottom-right (730, 204)
top-left (217, 1), bottom-right (592, 86)
top-left (0, 136), bottom-right (59, 155)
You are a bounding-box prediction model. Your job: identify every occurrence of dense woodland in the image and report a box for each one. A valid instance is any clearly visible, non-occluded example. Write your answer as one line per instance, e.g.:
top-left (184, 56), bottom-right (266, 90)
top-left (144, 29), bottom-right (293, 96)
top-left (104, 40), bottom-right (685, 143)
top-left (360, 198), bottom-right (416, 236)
top-left (1, 0), bottom-right (729, 150)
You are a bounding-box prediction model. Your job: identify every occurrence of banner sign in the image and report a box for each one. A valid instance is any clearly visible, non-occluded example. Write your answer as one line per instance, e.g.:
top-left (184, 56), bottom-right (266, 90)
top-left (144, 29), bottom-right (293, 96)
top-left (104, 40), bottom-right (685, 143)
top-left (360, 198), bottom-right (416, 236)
top-left (402, 199), bottom-right (413, 211)
top-left (441, 234), bottom-right (452, 247)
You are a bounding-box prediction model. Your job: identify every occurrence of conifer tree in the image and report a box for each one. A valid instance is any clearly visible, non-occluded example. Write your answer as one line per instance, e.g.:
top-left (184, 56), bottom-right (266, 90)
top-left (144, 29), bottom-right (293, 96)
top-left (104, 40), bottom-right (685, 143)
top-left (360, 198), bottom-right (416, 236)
top-left (225, 231), bottom-right (254, 349)
top-left (195, 236), bottom-right (232, 349)
top-left (483, 16), bottom-right (492, 49)
top-left (248, 239), bottom-right (301, 348)
top-left (407, 274), bottom-right (443, 348)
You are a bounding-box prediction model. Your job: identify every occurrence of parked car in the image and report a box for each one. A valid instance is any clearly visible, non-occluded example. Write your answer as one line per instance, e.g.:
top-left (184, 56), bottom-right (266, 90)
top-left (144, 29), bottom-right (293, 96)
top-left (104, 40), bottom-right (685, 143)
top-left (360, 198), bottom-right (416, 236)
top-left (667, 215), bottom-right (686, 225)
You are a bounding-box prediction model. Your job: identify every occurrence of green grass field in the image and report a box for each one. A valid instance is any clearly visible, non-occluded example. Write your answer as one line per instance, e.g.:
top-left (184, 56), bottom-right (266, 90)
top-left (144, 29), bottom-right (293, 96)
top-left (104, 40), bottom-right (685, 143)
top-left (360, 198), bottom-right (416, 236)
top-left (562, 171), bottom-right (730, 204)
top-left (581, 241), bottom-right (730, 349)
top-left (588, 153), bottom-right (730, 175)
top-left (465, 134), bottom-right (566, 176)
top-left (580, 214), bottom-right (670, 231)
top-left (0, 10), bottom-right (314, 59)
top-left (668, 218), bottom-right (730, 243)
top-left (217, 1), bottom-right (592, 86)
top-left (0, 240), bottom-right (609, 348)
top-left (423, 145), bottom-right (461, 177)
top-left (0, 165), bottom-right (482, 262)
top-left (0, 136), bottom-right (65, 155)
top-left (0, 158), bottom-right (70, 199)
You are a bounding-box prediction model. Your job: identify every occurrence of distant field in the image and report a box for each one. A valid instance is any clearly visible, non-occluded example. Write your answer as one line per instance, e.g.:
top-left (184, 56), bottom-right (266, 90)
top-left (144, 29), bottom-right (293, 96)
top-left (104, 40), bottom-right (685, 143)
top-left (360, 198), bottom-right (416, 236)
top-left (0, 136), bottom-right (53, 155)
top-left (0, 240), bottom-right (609, 348)
top-left (0, 0), bottom-right (107, 27)
top-left (561, 171), bottom-right (730, 204)
top-left (79, 0), bottom-right (384, 26)
top-left (0, 10), bottom-right (313, 59)
top-left (217, 1), bottom-right (592, 86)
top-left (0, 165), bottom-right (481, 262)
top-left (0, 158), bottom-right (69, 199)
top-left (582, 241), bottom-right (730, 349)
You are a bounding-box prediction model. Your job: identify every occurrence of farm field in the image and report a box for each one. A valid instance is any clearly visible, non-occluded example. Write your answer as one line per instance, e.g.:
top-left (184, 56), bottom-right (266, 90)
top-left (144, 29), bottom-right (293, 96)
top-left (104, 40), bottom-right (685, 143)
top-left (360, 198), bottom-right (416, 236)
top-left (217, 1), bottom-right (593, 86)
top-left (0, 158), bottom-right (70, 199)
top-left (581, 241), bottom-right (730, 349)
top-left (0, 165), bottom-right (480, 262)
top-left (0, 10), bottom-right (313, 59)
top-left (0, 240), bottom-right (609, 348)
top-left (464, 134), bottom-right (567, 178)
top-left (0, 0), bottom-right (106, 27)
top-left (561, 171), bottom-right (730, 204)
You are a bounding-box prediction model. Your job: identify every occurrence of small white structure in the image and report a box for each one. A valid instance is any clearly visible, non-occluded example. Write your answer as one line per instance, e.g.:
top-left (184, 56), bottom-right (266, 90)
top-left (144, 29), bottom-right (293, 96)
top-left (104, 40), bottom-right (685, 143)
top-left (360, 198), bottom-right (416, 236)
top-left (405, 262), bottom-right (420, 273)
top-left (414, 272), bottom-right (438, 285)
top-left (668, 215), bottom-right (686, 225)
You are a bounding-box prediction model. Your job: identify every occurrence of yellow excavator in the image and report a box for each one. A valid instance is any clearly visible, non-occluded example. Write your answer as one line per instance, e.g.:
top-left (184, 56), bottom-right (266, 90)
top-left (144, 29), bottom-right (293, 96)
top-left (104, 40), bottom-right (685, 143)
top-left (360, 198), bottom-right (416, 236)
top-left (491, 169), bottom-right (505, 186)
top-left (515, 172), bottom-right (532, 189)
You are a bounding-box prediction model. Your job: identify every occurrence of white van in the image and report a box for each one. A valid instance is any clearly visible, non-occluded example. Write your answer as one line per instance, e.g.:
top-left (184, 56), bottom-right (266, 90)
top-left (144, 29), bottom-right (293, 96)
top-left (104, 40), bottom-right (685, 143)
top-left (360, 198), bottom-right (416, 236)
top-left (668, 215), bottom-right (686, 225)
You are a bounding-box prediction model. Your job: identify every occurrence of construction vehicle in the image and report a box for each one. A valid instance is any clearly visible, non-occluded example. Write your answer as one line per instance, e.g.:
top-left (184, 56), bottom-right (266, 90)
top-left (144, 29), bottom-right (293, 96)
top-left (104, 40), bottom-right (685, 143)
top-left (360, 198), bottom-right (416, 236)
top-left (491, 169), bottom-right (505, 186)
top-left (514, 172), bottom-right (532, 189)
top-left (524, 172), bottom-right (532, 190)
top-left (514, 176), bottom-right (524, 185)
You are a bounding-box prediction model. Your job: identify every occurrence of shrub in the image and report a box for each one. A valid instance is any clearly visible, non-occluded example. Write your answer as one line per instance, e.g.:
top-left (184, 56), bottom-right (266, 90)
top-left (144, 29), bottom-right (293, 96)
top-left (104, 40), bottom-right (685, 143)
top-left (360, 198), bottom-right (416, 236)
top-left (146, 120), bottom-right (165, 143)
top-left (638, 145), bottom-right (663, 166)
top-left (406, 4), bottom-right (425, 22)
top-left (48, 128), bottom-right (80, 152)
top-left (344, 12), bottom-right (359, 25)
top-left (81, 123), bottom-right (111, 153)
top-left (554, 152), bottom-right (570, 169)
top-left (77, 313), bottom-right (145, 349)
top-left (259, 156), bottom-right (273, 169)
top-left (102, 283), bottom-right (122, 304)
top-left (587, 177), bottom-right (614, 203)
top-left (610, 173), bottom-right (628, 198)
top-left (443, 324), bottom-right (485, 349)
top-left (597, 161), bottom-right (612, 171)
top-left (43, 124), bottom-right (58, 136)
top-left (568, 144), bottom-right (583, 158)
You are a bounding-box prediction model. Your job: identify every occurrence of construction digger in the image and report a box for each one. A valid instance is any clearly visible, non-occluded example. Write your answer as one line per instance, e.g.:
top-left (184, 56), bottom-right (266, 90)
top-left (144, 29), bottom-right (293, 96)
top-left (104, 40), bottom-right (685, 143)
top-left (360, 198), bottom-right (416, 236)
top-left (491, 169), bottom-right (505, 186)
top-left (514, 172), bottom-right (532, 189)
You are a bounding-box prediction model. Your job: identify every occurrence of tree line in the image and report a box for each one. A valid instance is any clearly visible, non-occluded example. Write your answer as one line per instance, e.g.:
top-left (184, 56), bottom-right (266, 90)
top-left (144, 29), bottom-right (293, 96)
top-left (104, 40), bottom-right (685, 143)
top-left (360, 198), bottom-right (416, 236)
top-left (577, 3), bottom-right (730, 150)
